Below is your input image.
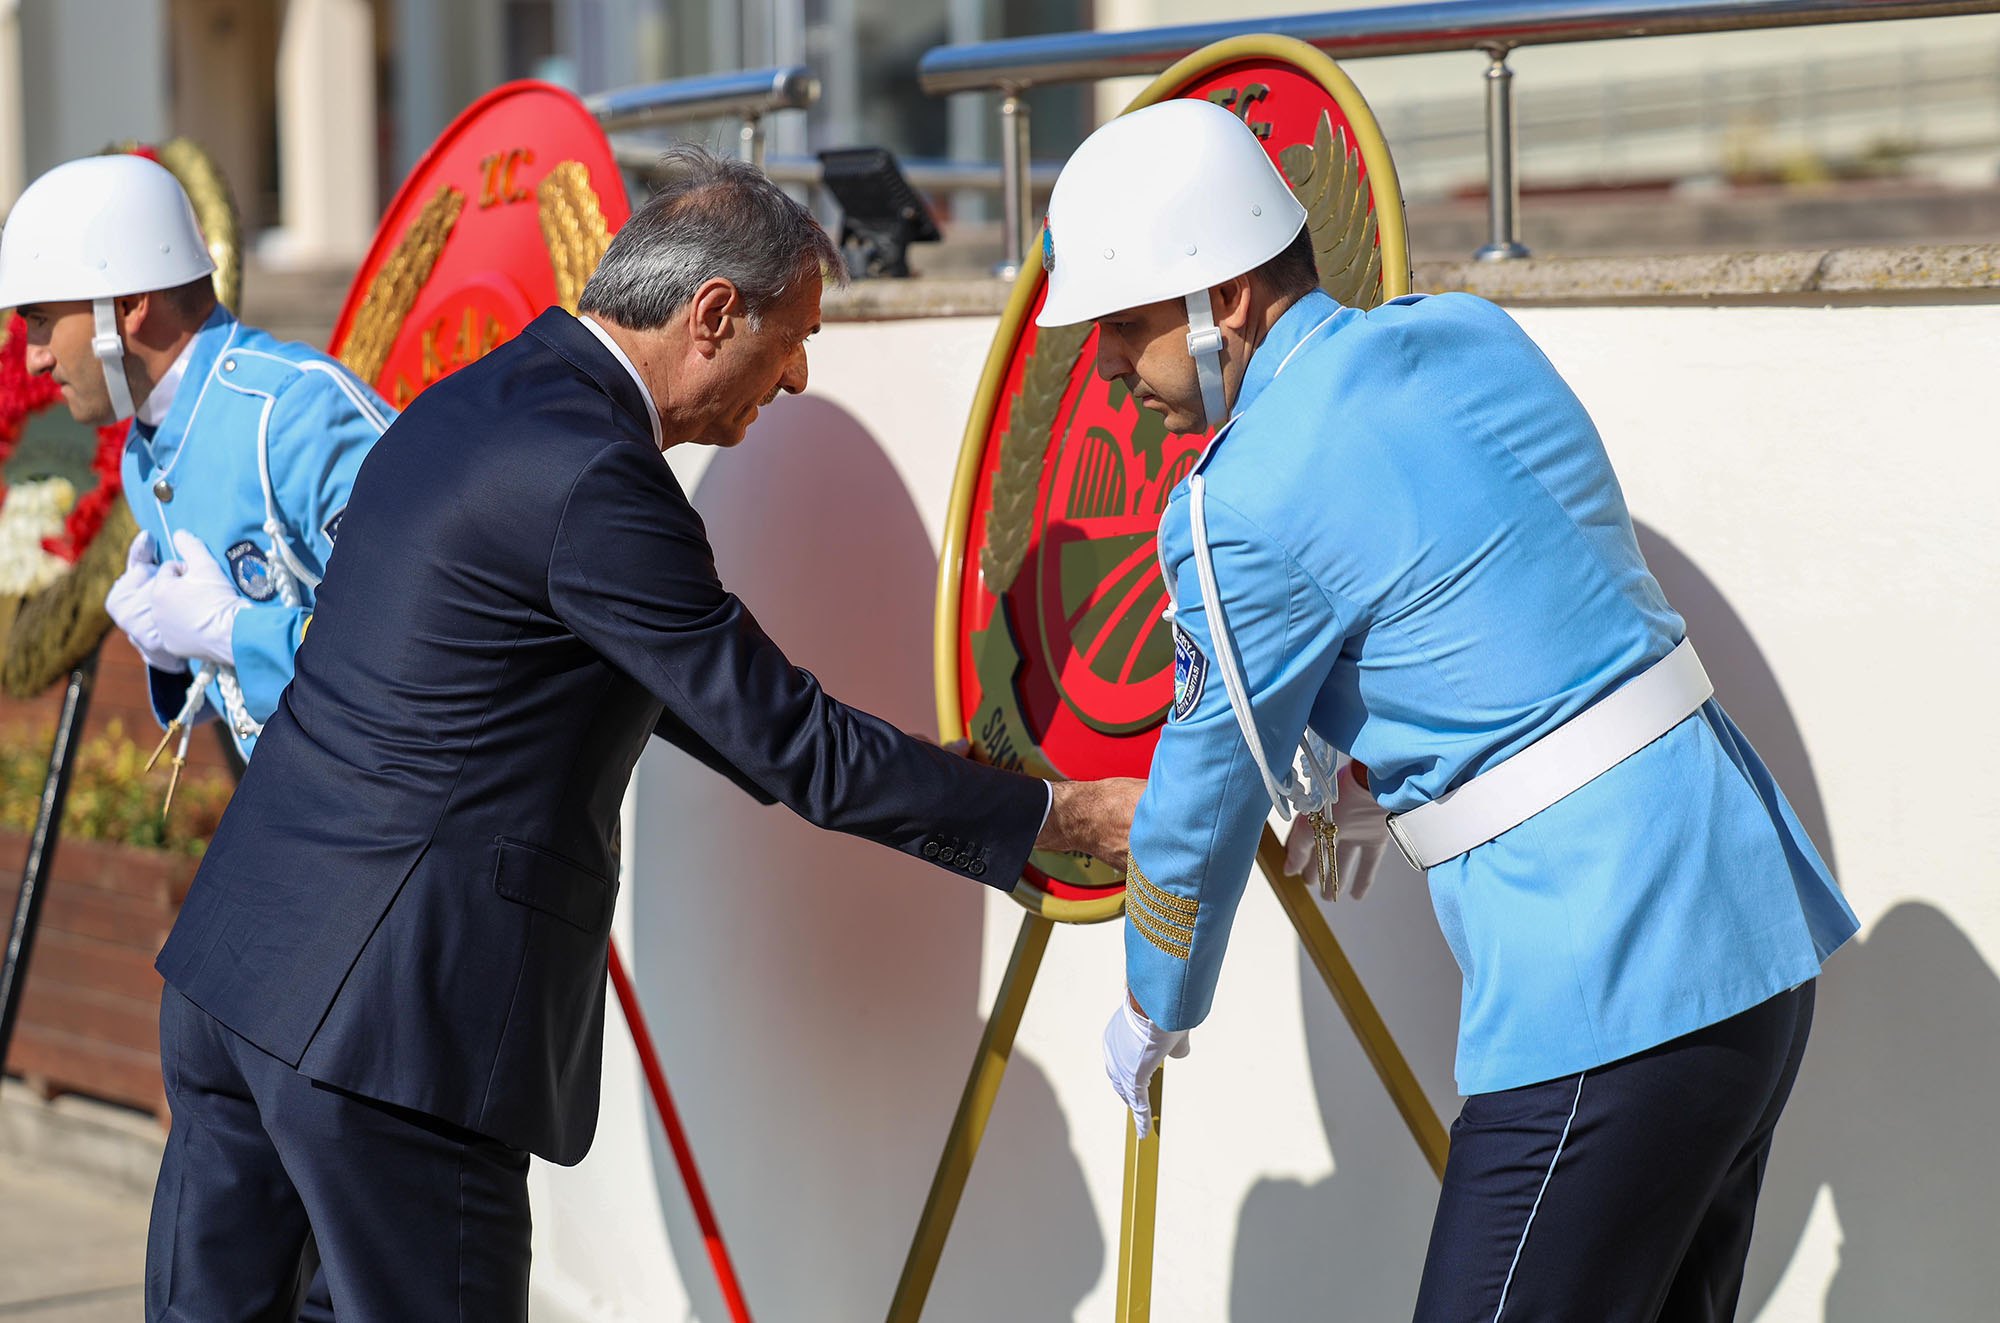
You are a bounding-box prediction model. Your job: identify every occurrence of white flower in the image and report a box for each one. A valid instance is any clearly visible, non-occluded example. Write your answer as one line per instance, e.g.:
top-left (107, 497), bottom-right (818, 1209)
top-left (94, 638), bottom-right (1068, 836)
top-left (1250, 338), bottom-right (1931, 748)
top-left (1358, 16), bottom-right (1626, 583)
top-left (0, 477), bottom-right (79, 596)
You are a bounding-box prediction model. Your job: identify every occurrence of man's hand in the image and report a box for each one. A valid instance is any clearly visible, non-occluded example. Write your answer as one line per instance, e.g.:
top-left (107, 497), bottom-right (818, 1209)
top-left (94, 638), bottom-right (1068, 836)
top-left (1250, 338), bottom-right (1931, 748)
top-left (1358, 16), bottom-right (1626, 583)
top-left (1284, 761), bottom-right (1392, 899)
top-left (105, 531), bottom-right (187, 673)
top-left (1037, 777), bottom-right (1146, 872)
top-left (152, 531), bottom-right (246, 669)
top-left (1102, 993), bottom-right (1189, 1138)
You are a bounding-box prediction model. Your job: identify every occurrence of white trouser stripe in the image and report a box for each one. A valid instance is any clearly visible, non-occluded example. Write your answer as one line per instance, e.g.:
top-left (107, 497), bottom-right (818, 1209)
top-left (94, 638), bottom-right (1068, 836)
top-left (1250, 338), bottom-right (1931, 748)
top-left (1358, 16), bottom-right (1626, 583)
top-left (1493, 1072), bottom-right (1586, 1321)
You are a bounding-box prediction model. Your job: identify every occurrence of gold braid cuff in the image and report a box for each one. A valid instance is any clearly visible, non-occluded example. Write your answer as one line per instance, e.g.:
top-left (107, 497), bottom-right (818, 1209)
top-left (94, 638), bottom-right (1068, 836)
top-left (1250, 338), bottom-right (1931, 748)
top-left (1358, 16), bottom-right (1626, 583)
top-left (1126, 859), bottom-right (1197, 959)
top-left (1131, 863), bottom-right (1199, 922)
top-left (1127, 900), bottom-right (1191, 960)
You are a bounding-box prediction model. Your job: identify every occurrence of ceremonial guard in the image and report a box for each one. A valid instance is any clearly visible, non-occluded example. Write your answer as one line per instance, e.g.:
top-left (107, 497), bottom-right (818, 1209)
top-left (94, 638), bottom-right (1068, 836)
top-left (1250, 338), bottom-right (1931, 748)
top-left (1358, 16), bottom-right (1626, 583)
top-left (0, 154), bottom-right (391, 785)
top-left (1049, 100), bottom-right (1857, 1321)
top-left (1, 152), bottom-right (387, 1320)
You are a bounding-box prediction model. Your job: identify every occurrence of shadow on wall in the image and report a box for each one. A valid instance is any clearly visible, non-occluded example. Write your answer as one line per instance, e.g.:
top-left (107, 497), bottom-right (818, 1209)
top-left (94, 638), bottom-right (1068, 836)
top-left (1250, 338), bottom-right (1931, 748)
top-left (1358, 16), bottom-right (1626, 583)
top-left (1229, 846), bottom-right (1464, 1321)
top-left (1636, 527), bottom-right (2000, 1323)
top-left (1231, 523), bottom-right (2000, 1319)
top-left (627, 395), bottom-right (1103, 1323)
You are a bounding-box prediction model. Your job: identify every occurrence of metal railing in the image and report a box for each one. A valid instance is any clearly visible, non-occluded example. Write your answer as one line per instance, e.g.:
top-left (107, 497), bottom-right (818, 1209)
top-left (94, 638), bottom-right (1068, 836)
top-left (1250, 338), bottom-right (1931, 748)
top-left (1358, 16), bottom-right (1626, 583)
top-left (917, 0), bottom-right (2000, 268)
top-left (587, 65), bottom-right (819, 171)
top-left (613, 146), bottom-right (1065, 200)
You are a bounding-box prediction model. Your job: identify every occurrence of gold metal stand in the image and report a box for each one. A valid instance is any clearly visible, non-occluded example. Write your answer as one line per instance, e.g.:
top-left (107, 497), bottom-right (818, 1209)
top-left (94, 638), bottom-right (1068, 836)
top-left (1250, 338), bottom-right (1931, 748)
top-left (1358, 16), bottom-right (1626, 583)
top-left (1256, 828), bottom-right (1451, 1179)
top-left (1114, 1069), bottom-right (1163, 1322)
top-left (886, 836), bottom-right (1450, 1321)
top-left (887, 911), bottom-right (1053, 1322)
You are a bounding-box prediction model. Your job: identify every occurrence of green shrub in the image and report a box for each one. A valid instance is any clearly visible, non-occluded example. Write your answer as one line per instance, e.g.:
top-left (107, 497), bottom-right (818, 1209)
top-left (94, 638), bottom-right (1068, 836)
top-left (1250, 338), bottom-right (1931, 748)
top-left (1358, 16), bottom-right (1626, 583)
top-left (1, 718), bottom-right (233, 857)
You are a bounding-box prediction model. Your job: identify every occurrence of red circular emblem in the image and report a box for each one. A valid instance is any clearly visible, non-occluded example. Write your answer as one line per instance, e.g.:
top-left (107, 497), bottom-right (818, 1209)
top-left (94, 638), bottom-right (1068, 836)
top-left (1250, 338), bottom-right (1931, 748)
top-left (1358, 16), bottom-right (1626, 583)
top-left (940, 37), bottom-right (1410, 905)
top-left (329, 82), bottom-right (631, 409)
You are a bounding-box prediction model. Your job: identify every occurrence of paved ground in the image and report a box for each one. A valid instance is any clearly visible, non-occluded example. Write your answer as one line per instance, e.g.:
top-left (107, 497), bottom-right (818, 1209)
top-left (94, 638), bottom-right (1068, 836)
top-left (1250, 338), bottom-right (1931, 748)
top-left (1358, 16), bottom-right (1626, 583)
top-left (0, 1152), bottom-right (149, 1321)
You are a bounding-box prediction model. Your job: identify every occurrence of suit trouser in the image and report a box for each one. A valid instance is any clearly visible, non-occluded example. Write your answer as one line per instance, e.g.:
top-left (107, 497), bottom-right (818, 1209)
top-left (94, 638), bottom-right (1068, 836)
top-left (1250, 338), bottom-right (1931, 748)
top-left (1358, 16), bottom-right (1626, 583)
top-left (1413, 980), bottom-right (1815, 1323)
top-left (146, 985), bottom-right (533, 1322)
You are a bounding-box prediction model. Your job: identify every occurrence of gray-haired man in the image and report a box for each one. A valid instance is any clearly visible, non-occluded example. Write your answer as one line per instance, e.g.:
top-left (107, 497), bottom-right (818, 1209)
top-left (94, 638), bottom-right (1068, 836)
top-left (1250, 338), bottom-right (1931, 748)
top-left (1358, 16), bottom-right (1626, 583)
top-left (143, 145), bottom-right (1141, 1321)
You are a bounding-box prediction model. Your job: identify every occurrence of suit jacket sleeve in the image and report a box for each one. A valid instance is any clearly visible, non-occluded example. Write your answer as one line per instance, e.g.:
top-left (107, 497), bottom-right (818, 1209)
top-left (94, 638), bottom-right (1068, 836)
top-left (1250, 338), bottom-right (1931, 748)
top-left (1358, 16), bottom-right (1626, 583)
top-left (652, 704), bottom-right (780, 806)
top-left (548, 439), bottom-right (1046, 886)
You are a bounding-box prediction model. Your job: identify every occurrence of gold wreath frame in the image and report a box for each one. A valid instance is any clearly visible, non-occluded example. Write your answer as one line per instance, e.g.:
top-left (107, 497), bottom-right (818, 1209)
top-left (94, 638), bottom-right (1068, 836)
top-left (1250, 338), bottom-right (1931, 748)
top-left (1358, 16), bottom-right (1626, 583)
top-left (932, 35), bottom-right (1410, 926)
top-left (896, 36), bottom-right (1436, 1323)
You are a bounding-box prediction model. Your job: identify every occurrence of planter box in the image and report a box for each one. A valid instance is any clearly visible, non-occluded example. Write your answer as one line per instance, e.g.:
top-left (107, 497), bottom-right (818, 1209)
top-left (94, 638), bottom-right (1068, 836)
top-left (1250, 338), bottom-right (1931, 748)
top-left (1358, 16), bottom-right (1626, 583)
top-left (0, 830), bottom-right (193, 1119)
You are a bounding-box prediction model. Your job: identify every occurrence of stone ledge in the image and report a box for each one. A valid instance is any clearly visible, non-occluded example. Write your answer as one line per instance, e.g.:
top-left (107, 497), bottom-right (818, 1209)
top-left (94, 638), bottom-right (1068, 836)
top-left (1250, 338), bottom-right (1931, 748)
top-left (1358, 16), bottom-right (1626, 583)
top-left (822, 243), bottom-right (2000, 320)
top-left (1416, 243), bottom-right (2000, 305)
top-left (0, 1079), bottom-right (164, 1197)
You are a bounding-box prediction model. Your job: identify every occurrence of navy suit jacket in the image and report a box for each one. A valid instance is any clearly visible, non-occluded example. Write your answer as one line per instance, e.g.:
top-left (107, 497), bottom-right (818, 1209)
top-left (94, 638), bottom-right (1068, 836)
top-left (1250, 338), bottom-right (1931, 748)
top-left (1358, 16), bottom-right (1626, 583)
top-left (157, 309), bottom-right (1047, 1164)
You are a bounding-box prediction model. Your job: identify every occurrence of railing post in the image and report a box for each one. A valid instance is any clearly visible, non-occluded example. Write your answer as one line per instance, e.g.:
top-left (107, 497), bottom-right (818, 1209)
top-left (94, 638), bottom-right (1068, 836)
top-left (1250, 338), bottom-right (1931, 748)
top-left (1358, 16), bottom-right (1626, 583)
top-left (996, 90), bottom-right (1031, 279)
top-left (1475, 45), bottom-right (1530, 261)
top-left (740, 114), bottom-right (766, 171)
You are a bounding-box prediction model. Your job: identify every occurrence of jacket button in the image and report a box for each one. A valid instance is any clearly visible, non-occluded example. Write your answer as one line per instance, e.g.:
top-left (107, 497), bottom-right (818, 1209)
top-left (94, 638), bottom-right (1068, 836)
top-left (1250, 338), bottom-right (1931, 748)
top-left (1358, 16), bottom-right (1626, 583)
top-left (970, 860), bottom-right (987, 877)
top-left (922, 841), bottom-right (940, 858)
top-left (223, 358), bottom-right (236, 371)
top-left (938, 850), bottom-right (958, 867)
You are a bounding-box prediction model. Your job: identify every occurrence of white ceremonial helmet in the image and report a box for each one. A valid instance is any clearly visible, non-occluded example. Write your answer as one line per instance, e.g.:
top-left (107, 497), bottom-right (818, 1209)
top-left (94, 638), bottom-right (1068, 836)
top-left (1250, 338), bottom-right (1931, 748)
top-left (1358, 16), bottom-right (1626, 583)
top-left (0, 154), bottom-right (218, 422)
top-left (1036, 98), bottom-right (1307, 428)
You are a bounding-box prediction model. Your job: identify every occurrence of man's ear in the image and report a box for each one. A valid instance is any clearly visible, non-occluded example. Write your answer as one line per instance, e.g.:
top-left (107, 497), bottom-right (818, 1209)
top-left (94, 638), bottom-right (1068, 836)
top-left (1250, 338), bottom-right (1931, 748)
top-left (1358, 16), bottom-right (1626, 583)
top-left (1212, 275), bottom-right (1255, 333)
top-left (117, 291), bottom-right (152, 338)
top-left (687, 278), bottom-right (742, 357)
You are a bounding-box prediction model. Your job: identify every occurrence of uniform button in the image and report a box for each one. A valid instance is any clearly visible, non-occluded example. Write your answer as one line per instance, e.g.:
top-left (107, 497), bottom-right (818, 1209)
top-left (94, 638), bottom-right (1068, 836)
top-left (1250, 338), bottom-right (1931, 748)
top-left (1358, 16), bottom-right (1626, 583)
top-left (922, 841), bottom-right (940, 858)
top-left (970, 860), bottom-right (987, 877)
top-left (938, 850), bottom-right (958, 867)
top-left (223, 358), bottom-right (236, 371)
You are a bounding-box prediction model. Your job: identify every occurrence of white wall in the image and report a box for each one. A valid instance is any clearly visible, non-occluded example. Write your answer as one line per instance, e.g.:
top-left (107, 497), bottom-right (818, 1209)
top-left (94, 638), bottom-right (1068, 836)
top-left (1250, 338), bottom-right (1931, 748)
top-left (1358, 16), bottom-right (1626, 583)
top-left (16, 0), bottom-right (167, 182)
top-left (531, 298), bottom-right (2000, 1322)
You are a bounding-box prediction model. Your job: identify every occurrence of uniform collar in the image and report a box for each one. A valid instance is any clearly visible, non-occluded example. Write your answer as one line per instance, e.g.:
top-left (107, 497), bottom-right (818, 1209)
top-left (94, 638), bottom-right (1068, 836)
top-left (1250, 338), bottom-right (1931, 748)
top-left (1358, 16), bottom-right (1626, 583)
top-left (577, 313), bottom-right (664, 450)
top-left (1229, 288), bottom-right (1346, 423)
top-left (1185, 290), bottom-right (1348, 483)
top-left (136, 333), bottom-right (198, 426)
top-left (135, 306), bottom-right (237, 458)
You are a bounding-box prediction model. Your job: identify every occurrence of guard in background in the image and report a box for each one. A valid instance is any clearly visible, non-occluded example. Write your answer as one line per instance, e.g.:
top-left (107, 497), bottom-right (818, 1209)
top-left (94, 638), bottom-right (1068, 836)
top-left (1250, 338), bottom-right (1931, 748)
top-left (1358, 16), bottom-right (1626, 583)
top-left (1, 153), bottom-right (391, 779)
top-left (1049, 100), bottom-right (1858, 1322)
top-left (1, 152), bottom-right (391, 1321)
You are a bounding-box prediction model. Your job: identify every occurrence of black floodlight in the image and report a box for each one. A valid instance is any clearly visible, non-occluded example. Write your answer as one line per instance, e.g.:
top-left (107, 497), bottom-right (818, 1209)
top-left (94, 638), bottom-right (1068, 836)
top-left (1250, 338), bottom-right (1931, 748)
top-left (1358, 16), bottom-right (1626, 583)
top-left (817, 147), bottom-right (941, 279)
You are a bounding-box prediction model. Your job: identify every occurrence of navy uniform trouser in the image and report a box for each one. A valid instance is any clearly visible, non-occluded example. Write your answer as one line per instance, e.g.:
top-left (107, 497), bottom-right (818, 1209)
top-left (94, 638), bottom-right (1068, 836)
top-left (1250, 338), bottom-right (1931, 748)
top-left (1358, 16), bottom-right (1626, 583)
top-left (1415, 980), bottom-right (1815, 1323)
top-left (146, 985), bottom-right (533, 1322)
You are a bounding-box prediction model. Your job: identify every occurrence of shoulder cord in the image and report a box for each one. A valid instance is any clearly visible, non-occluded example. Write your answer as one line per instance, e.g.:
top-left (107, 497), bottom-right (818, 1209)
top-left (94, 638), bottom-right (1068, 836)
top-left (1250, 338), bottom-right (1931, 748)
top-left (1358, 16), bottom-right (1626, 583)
top-left (220, 357), bottom-right (386, 744)
top-left (1172, 305), bottom-right (1349, 820)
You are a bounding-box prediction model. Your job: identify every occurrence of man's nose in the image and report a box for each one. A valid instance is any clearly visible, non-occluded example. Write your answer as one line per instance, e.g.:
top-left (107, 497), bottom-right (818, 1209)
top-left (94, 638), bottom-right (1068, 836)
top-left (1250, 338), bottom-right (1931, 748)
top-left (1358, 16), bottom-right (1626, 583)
top-left (23, 341), bottom-right (54, 376)
top-left (780, 347), bottom-right (808, 395)
top-left (1093, 340), bottom-right (1128, 383)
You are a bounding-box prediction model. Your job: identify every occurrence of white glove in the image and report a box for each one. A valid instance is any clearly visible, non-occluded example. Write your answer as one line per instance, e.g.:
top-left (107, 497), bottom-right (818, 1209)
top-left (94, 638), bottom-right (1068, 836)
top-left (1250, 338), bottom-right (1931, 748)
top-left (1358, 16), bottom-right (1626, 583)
top-left (1102, 996), bottom-right (1189, 1139)
top-left (151, 530), bottom-right (246, 669)
top-left (103, 531), bottom-right (187, 673)
top-left (1284, 761), bottom-right (1393, 900)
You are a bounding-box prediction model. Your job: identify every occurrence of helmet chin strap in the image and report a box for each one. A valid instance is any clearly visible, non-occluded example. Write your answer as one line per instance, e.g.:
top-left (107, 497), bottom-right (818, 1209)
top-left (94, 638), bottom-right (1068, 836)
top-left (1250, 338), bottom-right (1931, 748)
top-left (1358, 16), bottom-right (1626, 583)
top-left (1183, 288), bottom-right (1228, 432)
top-left (91, 296), bottom-right (136, 423)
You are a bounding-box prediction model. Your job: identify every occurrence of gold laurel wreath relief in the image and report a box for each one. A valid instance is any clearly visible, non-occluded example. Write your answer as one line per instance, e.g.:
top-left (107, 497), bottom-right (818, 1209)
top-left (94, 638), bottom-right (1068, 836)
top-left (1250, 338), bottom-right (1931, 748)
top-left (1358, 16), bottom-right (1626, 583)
top-left (980, 322), bottom-right (1091, 595)
top-left (1282, 113), bottom-right (1386, 311)
top-left (538, 161), bottom-right (614, 314)
top-left (335, 185), bottom-right (466, 384)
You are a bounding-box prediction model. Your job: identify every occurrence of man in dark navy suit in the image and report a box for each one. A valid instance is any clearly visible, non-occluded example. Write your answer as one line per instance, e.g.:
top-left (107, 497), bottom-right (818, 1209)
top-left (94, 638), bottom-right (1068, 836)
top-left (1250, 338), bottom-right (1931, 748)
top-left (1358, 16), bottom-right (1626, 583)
top-left (143, 146), bottom-right (1141, 1322)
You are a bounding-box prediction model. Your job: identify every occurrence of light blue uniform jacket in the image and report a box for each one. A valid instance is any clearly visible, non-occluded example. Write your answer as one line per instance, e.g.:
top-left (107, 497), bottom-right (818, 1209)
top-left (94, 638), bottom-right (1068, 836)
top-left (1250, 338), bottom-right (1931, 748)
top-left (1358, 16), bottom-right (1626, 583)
top-left (122, 308), bottom-right (394, 758)
top-left (1126, 289), bottom-right (1857, 1095)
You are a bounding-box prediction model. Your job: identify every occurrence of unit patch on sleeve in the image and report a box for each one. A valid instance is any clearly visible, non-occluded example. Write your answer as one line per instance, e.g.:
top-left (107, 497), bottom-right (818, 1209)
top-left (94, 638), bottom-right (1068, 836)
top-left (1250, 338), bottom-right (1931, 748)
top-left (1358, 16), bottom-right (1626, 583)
top-left (224, 540), bottom-right (278, 602)
top-left (1171, 622), bottom-right (1208, 722)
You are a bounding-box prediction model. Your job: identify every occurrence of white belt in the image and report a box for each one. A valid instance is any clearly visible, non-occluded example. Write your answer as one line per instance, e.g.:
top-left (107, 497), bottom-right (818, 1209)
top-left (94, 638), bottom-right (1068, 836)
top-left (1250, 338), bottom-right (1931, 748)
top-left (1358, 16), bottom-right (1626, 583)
top-left (1385, 638), bottom-right (1713, 871)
